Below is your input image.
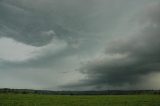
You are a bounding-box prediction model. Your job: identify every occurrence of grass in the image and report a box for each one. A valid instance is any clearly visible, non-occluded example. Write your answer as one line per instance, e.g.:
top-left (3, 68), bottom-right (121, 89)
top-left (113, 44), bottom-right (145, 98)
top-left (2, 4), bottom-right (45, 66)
top-left (0, 94), bottom-right (160, 106)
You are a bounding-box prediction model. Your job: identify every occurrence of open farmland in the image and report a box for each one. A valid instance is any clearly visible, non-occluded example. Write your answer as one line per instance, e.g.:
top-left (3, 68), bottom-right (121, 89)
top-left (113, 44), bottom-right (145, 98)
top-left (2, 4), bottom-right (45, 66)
top-left (0, 94), bottom-right (160, 106)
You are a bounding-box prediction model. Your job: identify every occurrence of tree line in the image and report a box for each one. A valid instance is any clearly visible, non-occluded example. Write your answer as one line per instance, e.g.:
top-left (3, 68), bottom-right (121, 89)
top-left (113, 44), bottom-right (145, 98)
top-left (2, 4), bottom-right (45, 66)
top-left (0, 88), bottom-right (160, 95)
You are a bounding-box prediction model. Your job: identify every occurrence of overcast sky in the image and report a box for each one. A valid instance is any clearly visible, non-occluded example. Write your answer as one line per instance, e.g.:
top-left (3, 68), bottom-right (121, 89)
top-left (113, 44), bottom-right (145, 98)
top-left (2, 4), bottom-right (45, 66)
top-left (0, 0), bottom-right (160, 90)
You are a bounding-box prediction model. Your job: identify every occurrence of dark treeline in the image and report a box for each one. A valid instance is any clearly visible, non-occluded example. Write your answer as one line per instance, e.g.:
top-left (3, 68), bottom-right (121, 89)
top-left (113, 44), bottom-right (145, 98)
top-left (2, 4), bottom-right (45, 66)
top-left (0, 88), bottom-right (160, 95)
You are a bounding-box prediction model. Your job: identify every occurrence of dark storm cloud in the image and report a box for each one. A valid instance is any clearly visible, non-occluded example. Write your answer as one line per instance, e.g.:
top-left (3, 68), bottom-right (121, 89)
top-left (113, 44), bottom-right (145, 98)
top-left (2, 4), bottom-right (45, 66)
top-left (0, 0), bottom-right (145, 47)
top-left (0, 0), bottom-right (94, 46)
top-left (68, 2), bottom-right (160, 89)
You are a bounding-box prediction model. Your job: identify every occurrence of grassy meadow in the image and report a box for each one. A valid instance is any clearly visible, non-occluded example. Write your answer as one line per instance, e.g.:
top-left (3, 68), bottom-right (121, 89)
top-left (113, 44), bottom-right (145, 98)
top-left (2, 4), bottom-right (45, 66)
top-left (0, 94), bottom-right (160, 106)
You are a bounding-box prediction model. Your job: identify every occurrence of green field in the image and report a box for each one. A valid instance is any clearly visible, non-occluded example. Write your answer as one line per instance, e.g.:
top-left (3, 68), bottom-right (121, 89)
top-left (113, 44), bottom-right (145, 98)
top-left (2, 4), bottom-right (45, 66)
top-left (0, 94), bottom-right (160, 106)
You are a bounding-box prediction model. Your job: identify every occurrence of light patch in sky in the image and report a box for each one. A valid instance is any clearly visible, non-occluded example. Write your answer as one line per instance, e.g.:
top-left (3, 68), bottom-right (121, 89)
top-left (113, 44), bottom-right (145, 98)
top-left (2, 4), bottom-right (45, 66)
top-left (0, 37), bottom-right (67, 62)
top-left (0, 37), bottom-right (39, 61)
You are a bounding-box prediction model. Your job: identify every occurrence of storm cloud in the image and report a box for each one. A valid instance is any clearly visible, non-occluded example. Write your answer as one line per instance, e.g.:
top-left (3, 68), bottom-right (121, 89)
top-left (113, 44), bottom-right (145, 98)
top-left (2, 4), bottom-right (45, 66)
top-left (0, 0), bottom-right (160, 90)
top-left (0, 0), bottom-right (94, 46)
top-left (66, 2), bottom-right (160, 90)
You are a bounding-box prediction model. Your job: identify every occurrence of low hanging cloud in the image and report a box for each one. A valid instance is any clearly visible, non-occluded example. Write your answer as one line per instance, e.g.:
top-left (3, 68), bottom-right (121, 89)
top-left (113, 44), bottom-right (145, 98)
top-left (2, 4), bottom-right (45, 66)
top-left (66, 2), bottom-right (160, 90)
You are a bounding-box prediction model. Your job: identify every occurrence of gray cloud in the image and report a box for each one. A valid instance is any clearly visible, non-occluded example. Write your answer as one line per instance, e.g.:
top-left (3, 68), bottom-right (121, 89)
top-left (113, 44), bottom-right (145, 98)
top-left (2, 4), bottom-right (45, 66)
top-left (0, 0), bottom-right (94, 46)
top-left (0, 1), bottom-right (53, 46)
top-left (66, 2), bottom-right (160, 90)
top-left (0, 0), bottom-right (145, 47)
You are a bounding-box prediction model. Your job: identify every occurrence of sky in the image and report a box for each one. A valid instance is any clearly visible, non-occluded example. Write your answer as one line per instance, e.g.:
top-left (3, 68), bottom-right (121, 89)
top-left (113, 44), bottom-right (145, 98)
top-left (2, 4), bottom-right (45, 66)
top-left (0, 0), bottom-right (160, 90)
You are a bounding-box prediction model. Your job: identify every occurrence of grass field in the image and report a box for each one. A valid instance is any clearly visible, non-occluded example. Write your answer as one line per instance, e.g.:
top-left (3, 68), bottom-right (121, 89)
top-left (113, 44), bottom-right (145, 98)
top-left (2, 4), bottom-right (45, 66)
top-left (0, 94), bottom-right (160, 106)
